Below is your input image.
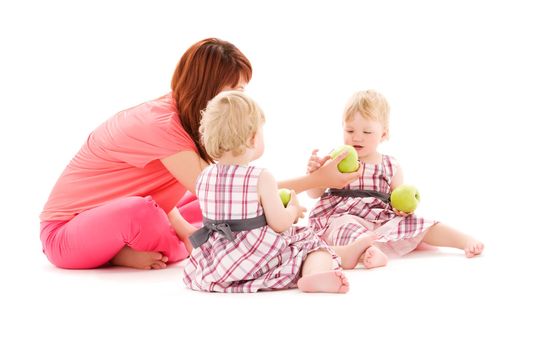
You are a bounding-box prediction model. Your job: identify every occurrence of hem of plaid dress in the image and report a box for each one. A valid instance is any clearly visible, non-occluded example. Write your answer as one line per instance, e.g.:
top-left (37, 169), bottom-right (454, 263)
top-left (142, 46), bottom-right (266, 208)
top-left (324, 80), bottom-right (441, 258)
top-left (182, 230), bottom-right (342, 293)
top-left (314, 214), bottom-right (439, 258)
top-left (374, 221), bottom-right (436, 257)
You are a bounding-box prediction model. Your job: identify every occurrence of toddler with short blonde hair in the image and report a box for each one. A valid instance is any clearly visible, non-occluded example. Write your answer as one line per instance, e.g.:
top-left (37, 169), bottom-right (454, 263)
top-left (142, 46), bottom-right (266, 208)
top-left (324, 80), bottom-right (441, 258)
top-left (307, 89), bottom-right (484, 268)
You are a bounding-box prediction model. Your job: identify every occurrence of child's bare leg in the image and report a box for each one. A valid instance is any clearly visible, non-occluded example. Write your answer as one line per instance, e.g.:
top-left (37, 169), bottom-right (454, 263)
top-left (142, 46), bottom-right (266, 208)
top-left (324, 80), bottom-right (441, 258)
top-left (422, 223), bottom-right (484, 258)
top-left (297, 250), bottom-right (349, 293)
top-left (331, 233), bottom-right (377, 269)
top-left (110, 246), bottom-right (169, 269)
top-left (359, 246), bottom-right (388, 269)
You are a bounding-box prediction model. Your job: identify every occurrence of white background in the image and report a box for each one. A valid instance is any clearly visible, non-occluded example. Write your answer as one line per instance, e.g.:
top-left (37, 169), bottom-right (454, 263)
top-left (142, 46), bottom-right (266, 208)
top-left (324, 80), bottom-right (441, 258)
top-left (1, 1), bottom-right (540, 349)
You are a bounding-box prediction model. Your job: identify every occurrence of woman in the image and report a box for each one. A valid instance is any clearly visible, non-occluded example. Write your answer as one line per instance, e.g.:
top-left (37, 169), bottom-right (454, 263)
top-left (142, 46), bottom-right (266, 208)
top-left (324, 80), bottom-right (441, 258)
top-left (40, 38), bottom-right (359, 270)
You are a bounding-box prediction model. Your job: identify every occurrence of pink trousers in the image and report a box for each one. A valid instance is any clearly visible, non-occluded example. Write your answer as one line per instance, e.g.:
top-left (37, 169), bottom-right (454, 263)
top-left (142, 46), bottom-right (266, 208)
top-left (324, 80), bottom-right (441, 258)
top-left (40, 193), bottom-right (203, 269)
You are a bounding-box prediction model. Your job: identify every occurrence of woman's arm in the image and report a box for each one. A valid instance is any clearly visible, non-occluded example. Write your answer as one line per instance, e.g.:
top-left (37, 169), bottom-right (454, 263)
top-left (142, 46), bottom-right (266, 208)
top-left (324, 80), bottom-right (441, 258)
top-left (277, 150), bottom-right (361, 193)
top-left (259, 170), bottom-right (304, 233)
top-left (161, 151), bottom-right (209, 250)
top-left (307, 187), bottom-right (326, 199)
top-left (160, 150), bottom-right (209, 194)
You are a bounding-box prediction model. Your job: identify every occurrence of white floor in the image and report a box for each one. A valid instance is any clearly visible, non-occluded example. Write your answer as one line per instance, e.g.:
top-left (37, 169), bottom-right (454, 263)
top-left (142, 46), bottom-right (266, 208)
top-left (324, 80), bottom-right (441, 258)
top-left (3, 214), bottom-right (539, 350)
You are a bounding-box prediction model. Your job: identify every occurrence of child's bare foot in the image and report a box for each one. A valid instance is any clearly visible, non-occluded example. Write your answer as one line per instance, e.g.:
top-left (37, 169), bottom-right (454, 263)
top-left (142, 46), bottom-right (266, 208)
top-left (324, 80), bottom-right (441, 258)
top-left (360, 246), bottom-right (388, 268)
top-left (332, 233), bottom-right (377, 269)
top-left (464, 237), bottom-right (484, 258)
top-left (110, 246), bottom-right (168, 269)
top-left (298, 270), bottom-right (349, 293)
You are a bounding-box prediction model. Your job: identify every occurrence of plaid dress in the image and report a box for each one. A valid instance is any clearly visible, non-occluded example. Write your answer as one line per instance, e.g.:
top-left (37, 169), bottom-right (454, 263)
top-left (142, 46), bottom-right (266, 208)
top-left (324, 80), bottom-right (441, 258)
top-left (309, 155), bottom-right (437, 257)
top-left (183, 164), bottom-right (340, 293)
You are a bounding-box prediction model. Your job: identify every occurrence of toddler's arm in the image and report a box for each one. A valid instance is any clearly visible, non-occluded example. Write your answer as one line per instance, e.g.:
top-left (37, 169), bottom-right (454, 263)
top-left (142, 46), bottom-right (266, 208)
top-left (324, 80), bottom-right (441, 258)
top-left (389, 161), bottom-right (411, 216)
top-left (259, 170), bottom-right (306, 233)
top-left (168, 207), bottom-right (197, 253)
top-left (389, 162), bottom-right (404, 191)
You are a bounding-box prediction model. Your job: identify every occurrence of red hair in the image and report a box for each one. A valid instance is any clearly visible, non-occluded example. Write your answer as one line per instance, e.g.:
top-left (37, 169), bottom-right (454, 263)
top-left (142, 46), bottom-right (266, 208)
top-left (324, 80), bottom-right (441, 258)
top-left (171, 38), bottom-right (252, 163)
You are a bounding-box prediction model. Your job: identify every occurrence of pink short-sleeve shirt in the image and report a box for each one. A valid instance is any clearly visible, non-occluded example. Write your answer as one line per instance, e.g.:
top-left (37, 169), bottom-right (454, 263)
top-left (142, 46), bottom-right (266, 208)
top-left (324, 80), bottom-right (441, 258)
top-left (40, 93), bottom-right (197, 221)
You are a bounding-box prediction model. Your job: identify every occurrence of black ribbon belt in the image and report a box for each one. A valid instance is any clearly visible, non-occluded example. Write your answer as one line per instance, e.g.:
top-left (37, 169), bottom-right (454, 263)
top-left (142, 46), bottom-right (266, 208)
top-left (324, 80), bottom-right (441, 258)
top-left (189, 214), bottom-right (268, 249)
top-left (326, 188), bottom-right (390, 203)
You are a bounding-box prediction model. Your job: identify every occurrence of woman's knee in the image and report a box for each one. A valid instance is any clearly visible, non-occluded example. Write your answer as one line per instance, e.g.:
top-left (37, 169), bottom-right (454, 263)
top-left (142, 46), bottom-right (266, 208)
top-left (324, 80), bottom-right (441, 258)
top-left (122, 197), bottom-right (184, 256)
top-left (122, 196), bottom-right (170, 232)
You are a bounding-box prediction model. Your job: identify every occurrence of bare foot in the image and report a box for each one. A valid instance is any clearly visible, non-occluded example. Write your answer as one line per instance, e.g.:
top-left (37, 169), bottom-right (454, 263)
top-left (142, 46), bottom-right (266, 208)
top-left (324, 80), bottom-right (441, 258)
top-left (332, 233), bottom-right (377, 269)
top-left (298, 270), bottom-right (349, 293)
top-left (360, 246), bottom-right (388, 269)
top-left (110, 246), bottom-right (169, 270)
top-left (464, 237), bottom-right (484, 258)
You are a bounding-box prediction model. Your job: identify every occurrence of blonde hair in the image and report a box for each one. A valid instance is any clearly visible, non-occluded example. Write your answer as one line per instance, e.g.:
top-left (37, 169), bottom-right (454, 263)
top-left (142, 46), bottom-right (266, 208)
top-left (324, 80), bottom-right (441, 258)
top-left (343, 90), bottom-right (390, 133)
top-left (199, 91), bottom-right (266, 159)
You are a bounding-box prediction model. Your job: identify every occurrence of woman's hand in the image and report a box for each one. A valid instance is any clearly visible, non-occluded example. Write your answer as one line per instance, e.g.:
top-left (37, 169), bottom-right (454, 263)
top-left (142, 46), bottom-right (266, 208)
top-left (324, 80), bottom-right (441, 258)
top-left (313, 150), bottom-right (362, 189)
top-left (306, 149), bottom-right (329, 174)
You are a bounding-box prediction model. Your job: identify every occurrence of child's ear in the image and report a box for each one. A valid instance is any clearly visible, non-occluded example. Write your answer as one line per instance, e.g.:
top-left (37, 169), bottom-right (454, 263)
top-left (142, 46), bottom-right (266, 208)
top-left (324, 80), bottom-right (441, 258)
top-left (247, 133), bottom-right (256, 148)
top-left (381, 129), bottom-right (389, 141)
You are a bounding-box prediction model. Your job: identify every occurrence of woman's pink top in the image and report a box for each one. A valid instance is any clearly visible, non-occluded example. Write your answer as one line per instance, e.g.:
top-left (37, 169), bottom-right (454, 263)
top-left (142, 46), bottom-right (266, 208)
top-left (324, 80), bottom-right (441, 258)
top-left (40, 93), bottom-right (197, 221)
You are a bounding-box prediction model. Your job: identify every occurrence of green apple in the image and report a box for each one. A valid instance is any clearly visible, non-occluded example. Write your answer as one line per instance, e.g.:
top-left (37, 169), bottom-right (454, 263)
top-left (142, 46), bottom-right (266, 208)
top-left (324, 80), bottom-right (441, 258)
top-left (278, 188), bottom-right (291, 207)
top-left (390, 184), bottom-right (420, 213)
top-left (330, 145), bottom-right (360, 173)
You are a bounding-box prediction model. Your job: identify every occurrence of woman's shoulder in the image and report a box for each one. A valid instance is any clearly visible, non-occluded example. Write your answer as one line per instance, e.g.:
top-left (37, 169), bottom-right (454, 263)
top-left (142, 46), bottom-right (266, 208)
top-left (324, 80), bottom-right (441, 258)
top-left (110, 93), bottom-right (196, 151)
top-left (120, 93), bottom-right (178, 129)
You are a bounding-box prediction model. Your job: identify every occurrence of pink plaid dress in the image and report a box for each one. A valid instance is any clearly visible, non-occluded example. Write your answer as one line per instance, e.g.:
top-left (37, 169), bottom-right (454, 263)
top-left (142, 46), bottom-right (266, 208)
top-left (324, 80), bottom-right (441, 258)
top-left (183, 164), bottom-right (340, 293)
top-left (309, 155), bottom-right (437, 257)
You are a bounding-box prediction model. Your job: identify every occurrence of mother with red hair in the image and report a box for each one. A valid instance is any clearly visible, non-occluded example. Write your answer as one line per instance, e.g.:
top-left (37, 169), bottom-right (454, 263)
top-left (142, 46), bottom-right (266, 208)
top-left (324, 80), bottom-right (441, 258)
top-left (40, 38), bottom-right (358, 270)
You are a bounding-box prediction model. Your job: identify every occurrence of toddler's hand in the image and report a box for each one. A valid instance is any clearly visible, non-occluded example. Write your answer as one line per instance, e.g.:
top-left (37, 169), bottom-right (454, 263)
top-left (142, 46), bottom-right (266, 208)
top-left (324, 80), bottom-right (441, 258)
top-left (306, 149), bottom-right (330, 174)
top-left (392, 208), bottom-right (412, 217)
top-left (287, 190), bottom-right (306, 223)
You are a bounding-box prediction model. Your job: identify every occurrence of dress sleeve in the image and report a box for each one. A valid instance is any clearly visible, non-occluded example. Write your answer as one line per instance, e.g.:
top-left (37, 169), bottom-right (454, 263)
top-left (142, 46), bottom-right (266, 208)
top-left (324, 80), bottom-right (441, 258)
top-left (386, 155), bottom-right (399, 178)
